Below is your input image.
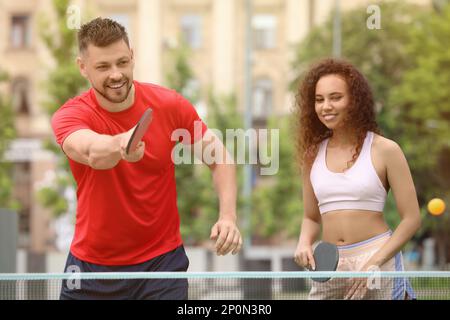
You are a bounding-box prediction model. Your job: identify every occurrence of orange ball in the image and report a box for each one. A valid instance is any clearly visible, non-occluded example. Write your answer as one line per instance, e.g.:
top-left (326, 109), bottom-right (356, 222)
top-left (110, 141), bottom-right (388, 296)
top-left (427, 198), bottom-right (446, 216)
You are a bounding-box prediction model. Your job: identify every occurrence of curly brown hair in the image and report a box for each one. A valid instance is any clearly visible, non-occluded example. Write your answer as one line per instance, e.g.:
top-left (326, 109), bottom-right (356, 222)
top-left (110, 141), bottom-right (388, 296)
top-left (295, 58), bottom-right (381, 171)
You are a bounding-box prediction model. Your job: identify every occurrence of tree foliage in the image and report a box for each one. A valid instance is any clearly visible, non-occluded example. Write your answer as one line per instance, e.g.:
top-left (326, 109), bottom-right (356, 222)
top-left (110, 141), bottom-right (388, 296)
top-left (38, 0), bottom-right (88, 217)
top-left (40, 0), bottom-right (88, 114)
top-left (0, 70), bottom-right (19, 210)
top-left (389, 3), bottom-right (450, 265)
top-left (165, 43), bottom-right (245, 244)
top-left (251, 116), bottom-right (302, 243)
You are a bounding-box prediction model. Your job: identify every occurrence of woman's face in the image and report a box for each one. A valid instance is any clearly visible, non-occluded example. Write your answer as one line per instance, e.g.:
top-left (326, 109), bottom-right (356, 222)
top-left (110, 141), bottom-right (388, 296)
top-left (314, 74), bottom-right (351, 130)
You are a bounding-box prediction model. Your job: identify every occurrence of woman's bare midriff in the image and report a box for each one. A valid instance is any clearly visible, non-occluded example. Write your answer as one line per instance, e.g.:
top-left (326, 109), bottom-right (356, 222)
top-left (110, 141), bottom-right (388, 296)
top-left (321, 210), bottom-right (390, 246)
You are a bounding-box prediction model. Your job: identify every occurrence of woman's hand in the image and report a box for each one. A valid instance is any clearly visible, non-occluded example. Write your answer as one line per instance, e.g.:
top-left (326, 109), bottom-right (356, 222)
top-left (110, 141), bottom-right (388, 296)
top-left (344, 261), bottom-right (381, 300)
top-left (294, 243), bottom-right (316, 270)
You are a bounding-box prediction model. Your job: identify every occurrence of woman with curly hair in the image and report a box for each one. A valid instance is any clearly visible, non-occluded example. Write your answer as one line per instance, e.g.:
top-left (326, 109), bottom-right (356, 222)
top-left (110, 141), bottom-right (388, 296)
top-left (293, 58), bottom-right (420, 300)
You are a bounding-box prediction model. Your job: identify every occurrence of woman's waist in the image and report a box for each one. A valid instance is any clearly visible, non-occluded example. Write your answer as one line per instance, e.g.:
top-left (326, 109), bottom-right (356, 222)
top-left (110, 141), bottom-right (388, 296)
top-left (334, 230), bottom-right (392, 258)
top-left (321, 210), bottom-right (390, 246)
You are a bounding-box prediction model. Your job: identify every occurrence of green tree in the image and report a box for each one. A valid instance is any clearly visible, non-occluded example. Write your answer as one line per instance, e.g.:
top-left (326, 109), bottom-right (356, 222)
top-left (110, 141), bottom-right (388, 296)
top-left (251, 116), bottom-right (303, 243)
top-left (389, 3), bottom-right (450, 199)
top-left (166, 45), bottom-right (304, 245)
top-left (164, 42), bottom-right (209, 244)
top-left (389, 3), bottom-right (450, 267)
top-left (200, 92), bottom-right (245, 241)
top-left (38, 0), bottom-right (88, 217)
top-left (0, 70), bottom-right (18, 210)
top-left (40, 0), bottom-right (87, 115)
top-left (165, 42), bottom-right (245, 244)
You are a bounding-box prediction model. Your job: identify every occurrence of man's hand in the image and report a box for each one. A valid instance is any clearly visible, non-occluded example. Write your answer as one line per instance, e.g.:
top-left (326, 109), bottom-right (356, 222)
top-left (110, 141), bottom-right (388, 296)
top-left (118, 126), bottom-right (146, 162)
top-left (210, 218), bottom-right (242, 256)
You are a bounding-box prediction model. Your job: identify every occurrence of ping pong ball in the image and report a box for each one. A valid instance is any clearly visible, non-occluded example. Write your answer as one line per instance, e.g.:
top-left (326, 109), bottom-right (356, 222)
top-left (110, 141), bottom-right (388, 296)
top-left (427, 198), bottom-right (446, 216)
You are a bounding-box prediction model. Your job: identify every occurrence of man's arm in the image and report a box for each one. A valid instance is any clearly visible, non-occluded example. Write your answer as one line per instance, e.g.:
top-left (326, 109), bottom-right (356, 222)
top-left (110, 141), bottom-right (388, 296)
top-left (193, 129), bottom-right (242, 256)
top-left (62, 128), bottom-right (145, 170)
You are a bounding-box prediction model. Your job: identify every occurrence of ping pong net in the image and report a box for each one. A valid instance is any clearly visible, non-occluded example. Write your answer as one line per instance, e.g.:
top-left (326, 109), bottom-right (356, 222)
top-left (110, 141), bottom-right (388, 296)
top-left (0, 271), bottom-right (449, 300)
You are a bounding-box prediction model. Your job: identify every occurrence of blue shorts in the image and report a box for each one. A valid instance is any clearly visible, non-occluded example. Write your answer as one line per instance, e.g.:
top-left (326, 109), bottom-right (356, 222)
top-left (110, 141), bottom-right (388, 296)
top-left (60, 245), bottom-right (189, 300)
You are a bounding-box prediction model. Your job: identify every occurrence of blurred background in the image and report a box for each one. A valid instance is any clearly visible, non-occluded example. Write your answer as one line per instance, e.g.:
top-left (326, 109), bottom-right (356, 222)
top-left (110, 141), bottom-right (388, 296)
top-left (0, 0), bottom-right (448, 275)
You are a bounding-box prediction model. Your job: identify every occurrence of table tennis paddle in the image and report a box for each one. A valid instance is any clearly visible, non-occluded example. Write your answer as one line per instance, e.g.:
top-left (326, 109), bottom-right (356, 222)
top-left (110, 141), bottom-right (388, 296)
top-left (126, 108), bottom-right (153, 155)
top-left (311, 242), bottom-right (339, 282)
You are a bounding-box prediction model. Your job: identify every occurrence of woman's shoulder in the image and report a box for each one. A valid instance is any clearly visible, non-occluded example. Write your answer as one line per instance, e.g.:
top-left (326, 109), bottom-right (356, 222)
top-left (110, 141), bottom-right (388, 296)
top-left (371, 133), bottom-right (404, 158)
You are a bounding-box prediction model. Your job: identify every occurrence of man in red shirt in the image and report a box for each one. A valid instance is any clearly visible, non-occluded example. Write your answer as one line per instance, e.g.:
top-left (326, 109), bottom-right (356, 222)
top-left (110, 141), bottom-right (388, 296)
top-left (52, 18), bottom-right (242, 300)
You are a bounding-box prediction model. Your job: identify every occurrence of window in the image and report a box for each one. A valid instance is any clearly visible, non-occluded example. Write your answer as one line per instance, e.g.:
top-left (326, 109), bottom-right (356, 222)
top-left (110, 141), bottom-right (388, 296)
top-left (11, 78), bottom-right (31, 115)
top-left (252, 78), bottom-right (273, 120)
top-left (252, 15), bottom-right (277, 50)
top-left (180, 14), bottom-right (202, 49)
top-left (11, 15), bottom-right (31, 49)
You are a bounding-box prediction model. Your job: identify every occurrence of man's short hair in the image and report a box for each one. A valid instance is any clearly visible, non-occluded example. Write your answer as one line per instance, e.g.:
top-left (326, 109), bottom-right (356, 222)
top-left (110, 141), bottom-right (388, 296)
top-left (78, 17), bottom-right (130, 53)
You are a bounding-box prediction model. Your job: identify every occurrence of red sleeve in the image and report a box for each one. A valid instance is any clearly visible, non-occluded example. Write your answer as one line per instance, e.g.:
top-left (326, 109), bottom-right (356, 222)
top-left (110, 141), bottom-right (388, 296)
top-left (175, 93), bottom-right (208, 144)
top-left (51, 104), bottom-right (92, 146)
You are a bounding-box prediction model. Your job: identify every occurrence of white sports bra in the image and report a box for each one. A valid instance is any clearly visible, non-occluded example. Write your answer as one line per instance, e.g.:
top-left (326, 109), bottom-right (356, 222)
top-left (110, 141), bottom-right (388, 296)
top-left (310, 131), bottom-right (387, 215)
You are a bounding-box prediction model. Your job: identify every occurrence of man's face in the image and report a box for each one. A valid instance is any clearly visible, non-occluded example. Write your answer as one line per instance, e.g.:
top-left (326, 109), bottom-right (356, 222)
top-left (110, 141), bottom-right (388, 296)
top-left (78, 40), bottom-right (134, 104)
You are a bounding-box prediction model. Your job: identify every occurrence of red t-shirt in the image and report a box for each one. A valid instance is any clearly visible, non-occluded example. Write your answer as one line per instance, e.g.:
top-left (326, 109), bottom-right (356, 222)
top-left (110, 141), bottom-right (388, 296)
top-left (51, 81), bottom-right (207, 265)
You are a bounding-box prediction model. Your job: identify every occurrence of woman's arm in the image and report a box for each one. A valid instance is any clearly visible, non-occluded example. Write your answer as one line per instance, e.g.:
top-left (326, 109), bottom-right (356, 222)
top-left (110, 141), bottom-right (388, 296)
top-left (364, 140), bottom-right (421, 269)
top-left (294, 162), bottom-right (322, 269)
